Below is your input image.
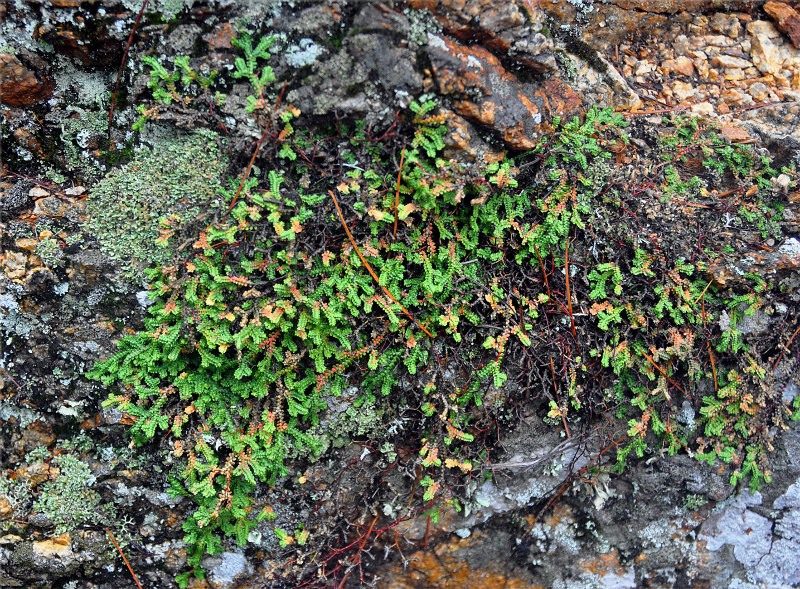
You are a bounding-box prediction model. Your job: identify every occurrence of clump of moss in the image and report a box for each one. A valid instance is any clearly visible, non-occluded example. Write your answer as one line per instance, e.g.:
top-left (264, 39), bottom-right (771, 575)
top-left (84, 128), bottom-right (228, 278)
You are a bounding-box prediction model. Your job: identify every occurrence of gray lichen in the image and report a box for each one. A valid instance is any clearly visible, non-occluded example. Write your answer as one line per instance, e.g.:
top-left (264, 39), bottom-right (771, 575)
top-left (84, 128), bottom-right (228, 277)
top-left (32, 454), bottom-right (109, 534)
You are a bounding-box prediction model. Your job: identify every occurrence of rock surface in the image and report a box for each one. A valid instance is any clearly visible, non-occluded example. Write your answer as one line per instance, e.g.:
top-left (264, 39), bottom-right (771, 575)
top-left (1, 1), bottom-right (800, 588)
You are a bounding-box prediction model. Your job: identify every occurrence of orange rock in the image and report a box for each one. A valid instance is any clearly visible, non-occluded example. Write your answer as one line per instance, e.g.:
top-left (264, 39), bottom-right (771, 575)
top-left (579, 549), bottom-right (627, 578)
top-left (2, 251), bottom-right (27, 280)
top-left (720, 124), bottom-right (751, 142)
top-left (14, 238), bottom-right (38, 253)
top-left (408, 0), bottom-right (525, 52)
top-left (0, 496), bottom-right (13, 521)
top-left (22, 461), bottom-right (57, 486)
top-left (455, 99), bottom-right (497, 126)
top-left (33, 534), bottom-right (73, 559)
top-left (440, 109), bottom-right (505, 163)
top-left (535, 78), bottom-right (585, 121)
top-left (382, 532), bottom-right (544, 589)
top-left (206, 22), bottom-right (236, 51)
top-left (764, 1), bottom-right (800, 49)
top-left (13, 128), bottom-right (43, 157)
top-left (0, 54), bottom-right (55, 107)
top-left (427, 34), bottom-right (557, 150)
top-left (613, 0), bottom-right (744, 12)
top-left (664, 56), bottom-right (696, 77)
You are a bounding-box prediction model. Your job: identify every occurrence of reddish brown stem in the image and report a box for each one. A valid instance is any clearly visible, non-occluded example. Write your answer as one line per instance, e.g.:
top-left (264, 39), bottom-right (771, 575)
top-left (708, 342), bottom-right (718, 392)
top-left (564, 240), bottom-right (578, 344)
top-left (109, 0), bottom-right (148, 136)
top-left (329, 190), bottom-right (434, 338)
top-left (533, 244), bottom-right (551, 302)
top-left (393, 147), bottom-right (406, 238)
top-left (640, 350), bottom-right (687, 396)
top-left (106, 528), bottom-right (143, 589)
top-left (772, 324), bottom-right (800, 372)
top-left (359, 516), bottom-right (378, 550)
top-left (226, 81), bottom-right (287, 216)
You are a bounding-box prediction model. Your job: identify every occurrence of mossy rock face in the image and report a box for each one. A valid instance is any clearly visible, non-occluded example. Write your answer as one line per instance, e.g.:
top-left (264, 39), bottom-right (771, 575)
top-left (84, 128), bottom-right (228, 278)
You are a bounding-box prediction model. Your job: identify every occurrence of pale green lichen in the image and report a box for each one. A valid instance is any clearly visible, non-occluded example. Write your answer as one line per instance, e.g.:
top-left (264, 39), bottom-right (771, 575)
top-left (60, 106), bottom-right (109, 179)
top-left (121, 0), bottom-right (194, 20)
top-left (84, 128), bottom-right (228, 278)
top-left (0, 473), bottom-right (33, 525)
top-left (32, 454), bottom-right (110, 534)
top-left (35, 236), bottom-right (64, 268)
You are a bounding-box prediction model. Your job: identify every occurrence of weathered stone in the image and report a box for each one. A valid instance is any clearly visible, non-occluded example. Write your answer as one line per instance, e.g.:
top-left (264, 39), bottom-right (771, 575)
top-left (542, 1), bottom-right (669, 50)
top-left (720, 123), bottom-right (752, 142)
top-left (440, 110), bottom-right (505, 164)
top-left (692, 52), bottom-right (711, 78)
top-left (672, 80), bottom-right (696, 102)
top-left (748, 82), bottom-right (769, 102)
top-left (0, 496), bottom-right (13, 521)
top-left (749, 20), bottom-right (788, 75)
top-left (12, 128), bottom-right (42, 157)
top-left (0, 54), bottom-right (54, 107)
top-left (1, 181), bottom-right (32, 218)
top-left (711, 53), bottom-right (753, 69)
top-left (508, 32), bottom-right (558, 73)
top-left (426, 34), bottom-right (553, 149)
top-left (721, 87), bottom-right (749, 106)
top-left (710, 12), bottom-right (743, 38)
top-left (21, 461), bottom-right (56, 486)
top-left (612, 0), bottom-right (763, 13)
top-left (383, 531), bottom-right (537, 588)
top-left (39, 23), bottom-right (121, 68)
top-left (14, 238), bottom-right (38, 253)
top-left (32, 535), bottom-right (73, 560)
top-left (663, 55), bottom-right (696, 76)
top-left (284, 5), bottom-right (422, 121)
top-left (691, 101), bottom-right (716, 116)
top-left (2, 251), bottom-right (27, 280)
top-left (28, 186), bottom-right (49, 199)
top-left (409, 0), bottom-right (528, 52)
top-left (765, 1), bottom-right (800, 48)
top-left (203, 551), bottom-right (250, 589)
top-left (33, 197), bottom-right (69, 218)
top-left (707, 238), bottom-right (800, 287)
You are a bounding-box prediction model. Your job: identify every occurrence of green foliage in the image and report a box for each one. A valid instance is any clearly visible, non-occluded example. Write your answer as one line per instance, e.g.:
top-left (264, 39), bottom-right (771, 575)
top-left (90, 52), bottom-right (794, 582)
top-left (134, 56), bottom-right (220, 130)
top-left (590, 114), bottom-right (789, 489)
top-left (663, 166), bottom-right (703, 197)
top-left (231, 33), bottom-right (277, 112)
top-left (141, 55), bottom-right (218, 104)
top-left (91, 91), bottom-right (545, 579)
top-left (410, 99), bottom-right (446, 157)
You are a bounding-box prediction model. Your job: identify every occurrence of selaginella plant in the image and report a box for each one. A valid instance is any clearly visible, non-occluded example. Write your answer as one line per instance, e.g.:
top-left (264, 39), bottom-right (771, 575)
top-left (89, 31), bottom-right (799, 586)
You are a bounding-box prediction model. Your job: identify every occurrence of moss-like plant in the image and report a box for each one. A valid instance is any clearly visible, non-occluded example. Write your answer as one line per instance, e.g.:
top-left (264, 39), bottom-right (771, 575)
top-left (87, 33), bottom-right (799, 585)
